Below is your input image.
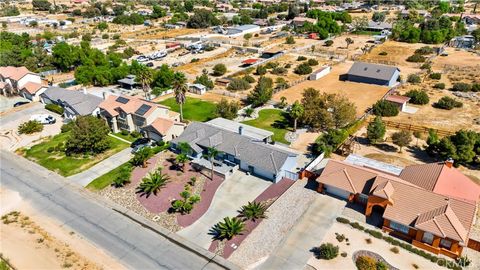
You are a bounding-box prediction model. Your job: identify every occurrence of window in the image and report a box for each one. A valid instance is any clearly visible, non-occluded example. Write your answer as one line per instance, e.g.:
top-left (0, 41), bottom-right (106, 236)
top-left (389, 221), bottom-right (410, 235)
top-left (440, 239), bottom-right (452, 249)
top-left (422, 232), bottom-right (434, 245)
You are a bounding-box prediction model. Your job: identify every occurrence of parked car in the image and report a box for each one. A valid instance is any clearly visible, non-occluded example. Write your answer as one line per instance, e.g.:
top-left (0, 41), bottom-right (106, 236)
top-left (131, 144), bottom-right (152, 153)
top-left (130, 138), bottom-right (152, 148)
top-left (30, 114), bottom-right (56, 124)
top-left (13, 101), bottom-right (30, 107)
top-left (146, 62), bottom-right (154, 67)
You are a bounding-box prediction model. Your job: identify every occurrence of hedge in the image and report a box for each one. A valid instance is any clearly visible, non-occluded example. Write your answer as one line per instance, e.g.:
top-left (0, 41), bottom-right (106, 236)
top-left (45, 103), bottom-right (64, 115)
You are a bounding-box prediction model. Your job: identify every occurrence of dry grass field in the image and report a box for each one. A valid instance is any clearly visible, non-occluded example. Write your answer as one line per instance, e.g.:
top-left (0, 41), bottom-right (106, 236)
top-left (357, 41), bottom-right (427, 68)
top-left (432, 48), bottom-right (480, 69)
top-left (272, 61), bottom-right (390, 117)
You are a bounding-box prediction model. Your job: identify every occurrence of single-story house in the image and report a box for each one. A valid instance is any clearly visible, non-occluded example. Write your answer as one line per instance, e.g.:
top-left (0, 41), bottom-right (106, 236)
top-left (241, 58), bottom-right (260, 66)
top-left (227, 24), bottom-right (261, 37)
top-left (40, 87), bottom-right (103, 119)
top-left (449, 35), bottom-right (476, 49)
top-left (19, 82), bottom-right (48, 101)
top-left (187, 83), bottom-right (207, 95)
top-left (170, 121), bottom-right (298, 182)
top-left (291, 17), bottom-right (317, 27)
top-left (206, 117), bottom-right (273, 142)
top-left (215, 78), bottom-right (231, 87)
top-left (366, 21), bottom-right (393, 32)
top-left (98, 94), bottom-right (183, 142)
top-left (117, 75), bottom-right (139, 90)
top-left (309, 66), bottom-right (331, 81)
top-left (346, 62), bottom-right (400, 87)
top-left (260, 49), bottom-right (284, 59)
top-left (385, 95), bottom-right (410, 112)
top-left (316, 156), bottom-right (480, 259)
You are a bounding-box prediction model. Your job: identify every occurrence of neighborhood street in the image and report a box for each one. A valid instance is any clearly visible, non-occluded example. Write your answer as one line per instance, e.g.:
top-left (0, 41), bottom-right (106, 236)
top-left (0, 149), bottom-right (234, 270)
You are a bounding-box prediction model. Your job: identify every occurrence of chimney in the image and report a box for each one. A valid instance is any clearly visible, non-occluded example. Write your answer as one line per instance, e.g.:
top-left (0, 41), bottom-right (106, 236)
top-left (445, 158), bottom-right (454, 168)
top-left (102, 91), bottom-right (108, 100)
top-left (82, 87), bottom-right (87, 95)
top-left (238, 125), bottom-right (243, 135)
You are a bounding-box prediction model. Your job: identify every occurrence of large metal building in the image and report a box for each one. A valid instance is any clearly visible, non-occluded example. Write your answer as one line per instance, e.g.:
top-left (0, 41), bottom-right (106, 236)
top-left (346, 62), bottom-right (400, 87)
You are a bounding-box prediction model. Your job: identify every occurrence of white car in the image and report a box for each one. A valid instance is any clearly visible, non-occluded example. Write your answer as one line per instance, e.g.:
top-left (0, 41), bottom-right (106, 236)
top-left (30, 114), bottom-right (56, 124)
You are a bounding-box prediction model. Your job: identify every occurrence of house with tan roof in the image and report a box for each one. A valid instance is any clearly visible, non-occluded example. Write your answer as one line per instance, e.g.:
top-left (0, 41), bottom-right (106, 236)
top-left (0, 66), bottom-right (41, 96)
top-left (19, 82), bottom-right (48, 101)
top-left (316, 157), bottom-right (480, 259)
top-left (98, 95), bottom-right (184, 142)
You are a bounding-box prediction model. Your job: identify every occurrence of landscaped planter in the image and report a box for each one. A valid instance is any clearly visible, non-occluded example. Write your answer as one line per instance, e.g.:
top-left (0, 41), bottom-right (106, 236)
top-left (352, 250), bottom-right (399, 270)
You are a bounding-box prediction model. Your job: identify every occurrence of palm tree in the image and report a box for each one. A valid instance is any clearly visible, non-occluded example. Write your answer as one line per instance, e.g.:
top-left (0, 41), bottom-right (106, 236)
top-left (289, 101), bottom-right (304, 132)
top-left (239, 201), bottom-right (268, 222)
top-left (136, 168), bottom-right (170, 197)
top-left (176, 153), bottom-right (189, 172)
top-left (173, 72), bottom-right (188, 121)
top-left (213, 217), bottom-right (245, 240)
top-left (130, 147), bottom-right (152, 168)
top-left (136, 66), bottom-right (154, 100)
top-left (203, 147), bottom-right (221, 180)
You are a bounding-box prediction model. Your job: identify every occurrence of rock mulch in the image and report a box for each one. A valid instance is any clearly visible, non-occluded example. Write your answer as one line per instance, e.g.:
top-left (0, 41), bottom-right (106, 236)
top-left (228, 180), bottom-right (318, 268)
top-left (352, 250), bottom-right (399, 270)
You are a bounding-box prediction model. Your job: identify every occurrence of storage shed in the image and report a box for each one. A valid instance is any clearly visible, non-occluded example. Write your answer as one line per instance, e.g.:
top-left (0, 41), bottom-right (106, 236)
top-left (309, 66), bottom-right (331, 80)
top-left (346, 62), bottom-right (400, 87)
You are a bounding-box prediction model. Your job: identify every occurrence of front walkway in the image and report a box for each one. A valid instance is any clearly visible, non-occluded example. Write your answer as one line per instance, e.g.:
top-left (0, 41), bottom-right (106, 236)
top-left (259, 195), bottom-right (346, 270)
top-left (177, 170), bottom-right (271, 249)
top-left (68, 148), bottom-right (132, 186)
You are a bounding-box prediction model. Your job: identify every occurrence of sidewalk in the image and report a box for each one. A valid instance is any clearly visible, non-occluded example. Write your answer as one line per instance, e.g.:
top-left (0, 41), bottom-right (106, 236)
top-left (68, 148), bottom-right (132, 186)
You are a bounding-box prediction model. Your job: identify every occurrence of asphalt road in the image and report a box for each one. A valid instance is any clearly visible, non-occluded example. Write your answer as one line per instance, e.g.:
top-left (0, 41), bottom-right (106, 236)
top-left (0, 150), bottom-right (233, 270)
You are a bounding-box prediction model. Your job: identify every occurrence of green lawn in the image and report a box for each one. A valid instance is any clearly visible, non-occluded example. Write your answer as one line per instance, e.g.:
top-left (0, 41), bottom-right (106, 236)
top-left (241, 109), bottom-right (291, 144)
top-left (113, 132), bottom-right (139, 143)
top-left (159, 97), bottom-right (216, 122)
top-left (86, 162), bottom-right (131, 190)
top-left (22, 132), bottom-right (129, 177)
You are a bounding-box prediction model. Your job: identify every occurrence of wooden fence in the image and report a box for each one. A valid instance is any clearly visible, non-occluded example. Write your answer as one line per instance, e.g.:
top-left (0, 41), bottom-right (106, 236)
top-left (381, 120), bottom-right (454, 137)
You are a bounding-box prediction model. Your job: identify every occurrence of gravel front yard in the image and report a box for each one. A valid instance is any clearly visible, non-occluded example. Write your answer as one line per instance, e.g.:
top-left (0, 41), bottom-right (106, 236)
top-left (229, 180), bottom-right (318, 268)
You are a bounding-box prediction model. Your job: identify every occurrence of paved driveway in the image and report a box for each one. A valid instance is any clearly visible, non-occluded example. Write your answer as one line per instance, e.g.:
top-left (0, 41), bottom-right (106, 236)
top-left (177, 171), bottom-right (272, 249)
top-left (0, 102), bottom-right (62, 151)
top-left (260, 194), bottom-right (346, 270)
top-left (68, 147), bottom-right (133, 186)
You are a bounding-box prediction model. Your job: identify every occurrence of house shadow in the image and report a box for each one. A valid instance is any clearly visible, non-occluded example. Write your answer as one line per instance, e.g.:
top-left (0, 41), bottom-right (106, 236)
top-left (304, 178), bottom-right (319, 191)
top-left (343, 202), bottom-right (384, 228)
top-left (338, 74), bottom-right (348, 81)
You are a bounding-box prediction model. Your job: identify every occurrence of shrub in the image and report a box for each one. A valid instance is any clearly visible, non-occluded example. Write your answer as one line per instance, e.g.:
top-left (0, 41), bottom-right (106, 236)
top-left (227, 78), bottom-right (251, 91)
top-left (239, 201), bottom-right (268, 221)
top-left (451, 82), bottom-right (471, 92)
top-left (365, 238), bottom-right (372, 244)
top-left (406, 54), bottom-right (426, 63)
top-left (379, 51), bottom-right (388, 55)
top-left (284, 63), bottom-right (292, 68)
top-left (191, 58), bottom-right (199, 63)
top-left (120, 130), bottom-right (129, 136)
top-left (350, 222), bottom-right (365, 231)
top-left (433, 83), bottom-right (445, 89)
top-left (335, 233), bottom-right (345, 242)
top-left (18, 120), bottom-right (43, 134)
top-left (212, 217), bottom-right (245, 240)
top-left (433, 96), bottom-right (463, 110)
top-left (407, 74), bottom-right (421, 83)
top-left (412, 264), bottom-right (419, 269)
top-left (130, 131), bottom-right (141, 138)
top-left (243, 75), bottom-right (256, 83)
top-left (307, 58), bottom-right (319, 66)
top-left (471, 83), bottom-right (480, 92)
top-left (294, 62), bottom-right (313, 75)
top-left (405, 89), bottom-right (429, 105)
top-left (212, 63), bottom-right (227, 76)
top-left (45, 103), bottom-right (64, 115)
top-left (256, 65), bottom-right (267, 75)
top-left (112, 164), bottom-right (132, 187)
top-left (297, 56), bottom-right (307, 61)
top-left (356, 256), bottom-right (377, 270)
top-left (457, 255), bottom-right (471, 267)
top-left (372, 100), bottom-right (399, 117)
top-left (420, 62), bottom-right (431, 70)
top-left (325, 40), bottom-right (334, 46)
top-left (316, 243), bottom-right (339, 260)
top-left (61, 122), bottom-right (74, 133)
top-left (265, 62), bottom-right (279, 69)
top-left (376, 261), bottom-right (387, 270)
top-left (390, 247), bottom-right (399, 254)
top-left (365, 229), bottom-right (382, 239)
top-left (271, 67), bottom-right (287, 75)
top-left (341, 252), bottom-right (347, 257)
top-left (336, 217), bottom-right (350, 224)
top-left (429, 73), bottom-right (441, 80)
top-left (285, 36), bottom-right (295, 44)
top-left (47, 147), bottom-right (54, 153)
top-left (415, 46), bottom-right (435, 55)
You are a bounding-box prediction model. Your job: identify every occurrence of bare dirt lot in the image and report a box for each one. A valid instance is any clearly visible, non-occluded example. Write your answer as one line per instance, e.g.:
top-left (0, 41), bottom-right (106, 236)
top-left (357, 41), bottom-right (427, 69)
top-left (273, 61), bottom-right (390, 117)
top-left (432, 48), bottom-right (480, 69)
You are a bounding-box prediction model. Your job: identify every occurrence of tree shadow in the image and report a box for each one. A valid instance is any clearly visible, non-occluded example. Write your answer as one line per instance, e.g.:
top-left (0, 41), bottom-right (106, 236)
top-left (405, 145), bottom-right (436, 163)
top-left (310, 246), bottom-right (322, 259)
top-left (373, 143), bottom-right (398, 153)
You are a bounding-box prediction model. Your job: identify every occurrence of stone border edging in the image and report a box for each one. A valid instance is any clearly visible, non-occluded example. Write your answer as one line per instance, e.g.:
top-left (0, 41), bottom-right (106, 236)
top-left (352, 250), bottom-right (399, 270)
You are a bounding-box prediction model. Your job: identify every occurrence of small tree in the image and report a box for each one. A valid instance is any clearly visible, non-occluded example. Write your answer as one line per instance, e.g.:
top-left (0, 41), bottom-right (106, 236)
top-left (256, 65), bottom-right (267, 75)
top-left (213, 217), bottom-right (245, 240)
top-left (194, 74), bottom-right (214, 90)
top-left (391, 130), bottom-right (412, 152)
top-left (239, 201), bottom-right (268, 221)
top-left (294, 62), bottom-right (313, 75)
top-left (345, 37), bottom-right (354, 49)
top-left (289, 101), bottom-right (304, 131)
top-left (372, 100), bottom-right (399, 117)
top-left (247, 76), bottom-right (273, 107)
top-left (215, 98), bottom-right (240, 119)
top-left (407, 74), bottom-right (421, 84)
top-left (136, 168), bottom-right (170, 197)
top-left (307, 58), bottom-right (319, 66)
top-left (286, 35), bottom-right (295, 44)
top-left (404, 89), bottom-right (429, 105)
top-left (367, 116), bottom-right (386, 144)
top-left (18, 120), bottom-right (43, 134)
top-left (433, 96), bottom-right (463, 110)
top-left (244, 107), bottom-right (254, 117)
top-left (315, 243), bottom-right (339, 260)
top-left (212, 63), bottom-right (227, 76)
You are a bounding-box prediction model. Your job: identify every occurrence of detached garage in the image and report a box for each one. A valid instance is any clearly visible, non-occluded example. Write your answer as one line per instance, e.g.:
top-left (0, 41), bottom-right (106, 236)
top-left (346, 62), bottom-right (400, 87)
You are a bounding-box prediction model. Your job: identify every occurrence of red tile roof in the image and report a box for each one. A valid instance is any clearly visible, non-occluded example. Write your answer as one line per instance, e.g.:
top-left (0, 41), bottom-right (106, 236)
top-left (21, 82), bottom-right (45, 94)
top-left (0, 66), bottom-right (34, 81)
top-left (242, 59), bottom-right (259, 65)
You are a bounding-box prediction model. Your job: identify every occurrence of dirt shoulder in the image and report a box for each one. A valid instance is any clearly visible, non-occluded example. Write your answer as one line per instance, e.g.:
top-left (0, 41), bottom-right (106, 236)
top-left (0, 188), bottom-right (125, 270)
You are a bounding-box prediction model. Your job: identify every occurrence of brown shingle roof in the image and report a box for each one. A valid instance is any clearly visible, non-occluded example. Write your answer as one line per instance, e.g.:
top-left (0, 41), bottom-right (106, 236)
top-left (415, 204), bottom-right (469, 243)
top-left (399, 163), bottom-right (444, 191)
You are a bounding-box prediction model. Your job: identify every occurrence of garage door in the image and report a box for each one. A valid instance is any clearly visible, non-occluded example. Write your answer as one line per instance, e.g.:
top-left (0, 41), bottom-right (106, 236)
top-left (324, 185), bottom-right (351, 200)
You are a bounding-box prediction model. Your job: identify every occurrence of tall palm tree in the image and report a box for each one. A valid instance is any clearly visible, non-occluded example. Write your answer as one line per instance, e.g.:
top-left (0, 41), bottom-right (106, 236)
top-left (289, 101), bottom-right (304, 132)
top-left (136, 66), bottom-right (154, 100)
top-left (203, 147), bottom-right (221, 180)
top-left (173, 72), bottom-right (188, 121)
top-left (136, 168), bottom-right (170, 197)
